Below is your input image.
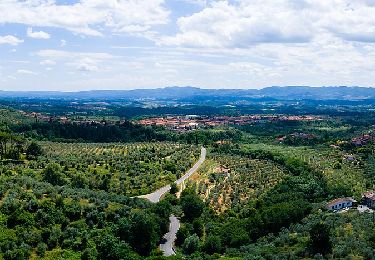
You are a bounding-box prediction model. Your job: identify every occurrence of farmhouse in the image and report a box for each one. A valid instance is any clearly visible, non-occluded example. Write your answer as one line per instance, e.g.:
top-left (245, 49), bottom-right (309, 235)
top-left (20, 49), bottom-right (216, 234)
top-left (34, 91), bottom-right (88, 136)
top-left (362, 191), bottom-right (375, 208)
top-left (326, 197), bottom-right (356, 211)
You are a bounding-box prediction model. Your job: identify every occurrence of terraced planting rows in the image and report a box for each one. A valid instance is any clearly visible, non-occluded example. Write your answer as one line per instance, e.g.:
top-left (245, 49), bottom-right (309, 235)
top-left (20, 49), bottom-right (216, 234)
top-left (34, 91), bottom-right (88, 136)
top-left (192, 153), bottom-right (286, 213)
top-left (22, 142), bottom-right (200, 196)
top-left (243, 143), bottom-right (369, 196)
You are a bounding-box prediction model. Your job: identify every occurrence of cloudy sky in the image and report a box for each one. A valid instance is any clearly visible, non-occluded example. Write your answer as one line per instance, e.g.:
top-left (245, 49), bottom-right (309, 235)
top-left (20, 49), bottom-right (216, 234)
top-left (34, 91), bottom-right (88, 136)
top-left (1, 0), bottom-right (375, 91)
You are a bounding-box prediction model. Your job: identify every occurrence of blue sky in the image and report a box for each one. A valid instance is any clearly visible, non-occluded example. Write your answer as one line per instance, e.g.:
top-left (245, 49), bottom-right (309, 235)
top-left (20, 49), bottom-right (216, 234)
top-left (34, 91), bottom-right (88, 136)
top-left (1, 0), bottom-right (375, 91)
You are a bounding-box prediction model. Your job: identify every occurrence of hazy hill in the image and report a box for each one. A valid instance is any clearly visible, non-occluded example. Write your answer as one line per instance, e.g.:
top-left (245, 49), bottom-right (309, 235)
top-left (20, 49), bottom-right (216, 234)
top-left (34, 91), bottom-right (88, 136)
top-left (1, 86), bottom-right (375, 101)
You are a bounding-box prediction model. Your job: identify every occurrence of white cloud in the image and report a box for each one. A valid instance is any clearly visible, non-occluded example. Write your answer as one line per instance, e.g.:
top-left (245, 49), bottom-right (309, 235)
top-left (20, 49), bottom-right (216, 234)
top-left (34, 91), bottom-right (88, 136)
top-left (60, 40), bottom-right (67, 47)
top-left (0, 0), bottom-right (170, 37)
top-left (68, 57), bottom-right (102, 72)
top-left (160, 1), bottom-right (313, 47)
top-left (0, 35), bottom-right (23, 45)
top-left (183, 0), bottom-right (209, 7)
top-left (17, 69), bottom-right (37, 75)
top-left (36, 49), bottom-right (116, 72)
top-left (10, 60), bottom-right (30, 64)
top-left (75, 63), bottom-right (99, 72)
top-left (160, 0), bottom-right (375, 47)
top-left (37, 50), bottom-right (115, 60)
top-left (40, 59), bottom-right (56, 65)
top-left (27, 27), bottom-right (50, 39)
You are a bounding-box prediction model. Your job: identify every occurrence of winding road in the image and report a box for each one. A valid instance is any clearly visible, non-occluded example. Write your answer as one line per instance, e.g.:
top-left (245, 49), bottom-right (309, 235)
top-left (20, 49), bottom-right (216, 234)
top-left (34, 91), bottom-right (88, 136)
top-left (137, 147), bottom-right (206, 256)
top-left (159, 215), bottom-right (180, 256)
top-left (138, 147), bottom-right (206, 203)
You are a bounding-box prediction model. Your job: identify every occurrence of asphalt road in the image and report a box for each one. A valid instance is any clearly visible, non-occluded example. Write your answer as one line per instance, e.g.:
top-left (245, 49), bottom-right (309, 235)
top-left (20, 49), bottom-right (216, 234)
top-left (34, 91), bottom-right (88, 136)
top-left (138, 147), bottom-right (206, 203)
top-left (137, 146), bottom-right (206, 256)
top-left (159, 215), bottom-right (180, 256)
top-left (137, 185), bottom-right (172, 203)
top-left (175, 147), bottom-right (206, 185)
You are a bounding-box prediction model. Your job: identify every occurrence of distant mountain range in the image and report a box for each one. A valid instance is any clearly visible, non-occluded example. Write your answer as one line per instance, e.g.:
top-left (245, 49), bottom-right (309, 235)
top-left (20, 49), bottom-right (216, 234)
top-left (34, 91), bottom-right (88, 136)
top-left (1, 86), bottom-right (375, 101)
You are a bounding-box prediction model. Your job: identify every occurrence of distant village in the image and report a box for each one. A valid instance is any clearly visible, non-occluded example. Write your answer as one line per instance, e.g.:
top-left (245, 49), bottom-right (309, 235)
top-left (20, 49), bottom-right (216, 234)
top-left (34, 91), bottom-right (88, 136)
top-left (21, 112), bottom-right (321, 130)
top-left (136, 115), bottom-right (320, 132)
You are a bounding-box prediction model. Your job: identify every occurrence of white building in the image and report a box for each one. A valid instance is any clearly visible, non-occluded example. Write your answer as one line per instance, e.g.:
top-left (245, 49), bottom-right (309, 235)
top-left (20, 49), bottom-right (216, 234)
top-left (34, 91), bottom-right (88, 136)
top-left (326, 197), bottom-right (356, 211)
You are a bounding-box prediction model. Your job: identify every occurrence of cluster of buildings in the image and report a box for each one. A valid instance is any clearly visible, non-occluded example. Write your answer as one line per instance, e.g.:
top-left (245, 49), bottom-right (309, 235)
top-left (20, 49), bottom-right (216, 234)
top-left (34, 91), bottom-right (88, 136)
top-left (329, 134), bottom-right (375, 151)
top-left (21, 111), bottom-right (322, 132)
top-left (136, 116), bottom-right (200, 131)
top-left (351, 134), bottom-right (375, 146)
top-left (21, 111), bottom-right (122, 126)
top-left (21, 111), bottom-right (52, 122)
top-left (277, 132), bottom-right (317, 142)
top-left (136, 115), bottom-right (321, 131)
top-left (326, 190), bottom-right (375, 212)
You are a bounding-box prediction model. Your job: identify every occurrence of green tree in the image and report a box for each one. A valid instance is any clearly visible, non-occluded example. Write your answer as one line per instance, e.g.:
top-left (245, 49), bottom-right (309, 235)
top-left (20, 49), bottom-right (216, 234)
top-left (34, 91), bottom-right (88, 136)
top-left (170, 183), bottom-right (178, 195)
top-left (192, 218), bottom-right (204, 238)
top-left (42, 163), bottom-right (66, 186)
top-left (26, 142), bottom-right (43, 159)
top-left (152, 200), bottom-right (172, 234)
top-left (176, 225), bottom-right (191, 247)
top-left (202, 236), bottom-right (222, 255)
top-left (97, 234), bottom-right (139, 260)
top-left (129, 211), bottom-right (159, 256)
top-left (181, 194), bottom-right (204, 222)
top-left (36, 243), bottom-right (47, 257)
top-left (310, 222), bottom-right (332, 255)
top-left (182, 234), bottom-right (200, 255)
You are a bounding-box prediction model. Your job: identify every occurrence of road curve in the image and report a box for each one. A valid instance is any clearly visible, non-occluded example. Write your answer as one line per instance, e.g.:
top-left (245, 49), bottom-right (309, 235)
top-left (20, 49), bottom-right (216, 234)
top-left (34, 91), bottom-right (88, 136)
top-left (137, 185), bottom-right (172, 203)
top-left (175, 147), bottom-right (206, 185)
top-left (138, 147), bottom-right (206, 203)
top-left (159, 215), bottom-right (180, 256)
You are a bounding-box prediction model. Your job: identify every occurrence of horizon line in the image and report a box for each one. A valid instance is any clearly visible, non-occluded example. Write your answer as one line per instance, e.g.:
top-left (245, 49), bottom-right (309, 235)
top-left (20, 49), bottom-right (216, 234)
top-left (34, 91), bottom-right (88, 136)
top-left (0, 85), bottom-right (372, 93)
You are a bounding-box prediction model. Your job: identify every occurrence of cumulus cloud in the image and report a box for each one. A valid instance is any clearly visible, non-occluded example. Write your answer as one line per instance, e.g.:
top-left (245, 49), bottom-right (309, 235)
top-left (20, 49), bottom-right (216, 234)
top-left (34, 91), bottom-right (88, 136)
top-left (27, 27), bottom-right (50, 39)
top-left (160, 0), bottom-right (375, 47)
top-left (0, 35), bottom-right (24, 45)
top-left (160, 1), bottom-right (313, 47)
top-left (0, 0), bottom-right (170, 37)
